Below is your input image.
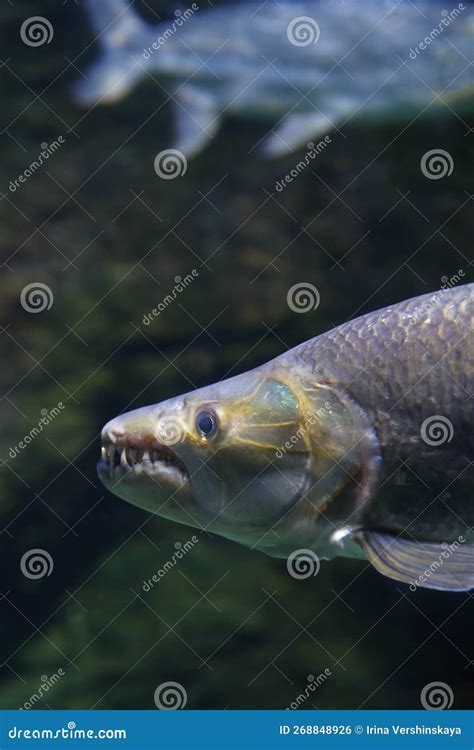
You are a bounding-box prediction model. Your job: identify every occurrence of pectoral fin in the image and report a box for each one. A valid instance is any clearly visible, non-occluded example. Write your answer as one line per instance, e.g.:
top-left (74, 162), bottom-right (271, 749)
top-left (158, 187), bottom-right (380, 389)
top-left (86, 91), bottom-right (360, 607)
top-left (261, 112), bottom-right (334, 157)
top-left (359, 531), bottom-right (474, 592)
top-left (260, 96), bottom-right (357, 157)
top-left (173, 87), bottom-right (221, 157)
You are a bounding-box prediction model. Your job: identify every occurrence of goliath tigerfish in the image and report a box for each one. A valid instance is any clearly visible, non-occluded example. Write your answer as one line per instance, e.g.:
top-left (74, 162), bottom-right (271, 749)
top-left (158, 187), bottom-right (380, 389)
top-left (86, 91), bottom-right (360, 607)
top-left (98, 285), bottom-right (474, 591)
top-left (75, 0), bottom-right (474, 157)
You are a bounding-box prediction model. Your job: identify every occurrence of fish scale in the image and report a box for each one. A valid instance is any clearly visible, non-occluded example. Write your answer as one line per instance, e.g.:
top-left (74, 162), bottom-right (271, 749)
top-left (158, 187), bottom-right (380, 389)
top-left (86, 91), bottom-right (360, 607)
top-left (288, 285), bottom-right (473, 471)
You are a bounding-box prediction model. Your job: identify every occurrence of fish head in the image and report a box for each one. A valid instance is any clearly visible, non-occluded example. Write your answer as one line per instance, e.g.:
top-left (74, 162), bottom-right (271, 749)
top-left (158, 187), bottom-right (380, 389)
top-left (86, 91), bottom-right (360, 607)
top-left (98, 365), bottom-right (376, 556)
top-left (98, 369), bottom-right (310, 534)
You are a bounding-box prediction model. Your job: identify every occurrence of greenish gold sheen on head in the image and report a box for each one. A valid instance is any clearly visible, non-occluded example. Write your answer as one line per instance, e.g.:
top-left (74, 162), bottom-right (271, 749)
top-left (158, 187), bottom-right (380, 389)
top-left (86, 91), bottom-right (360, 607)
top-left (97, 365), bottom-right (366, 558)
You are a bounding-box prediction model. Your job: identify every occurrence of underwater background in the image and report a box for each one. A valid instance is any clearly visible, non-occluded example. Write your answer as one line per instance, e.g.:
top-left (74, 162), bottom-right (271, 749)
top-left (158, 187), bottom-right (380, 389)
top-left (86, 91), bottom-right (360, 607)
top-left (0, 0), bottom-right (472, 710)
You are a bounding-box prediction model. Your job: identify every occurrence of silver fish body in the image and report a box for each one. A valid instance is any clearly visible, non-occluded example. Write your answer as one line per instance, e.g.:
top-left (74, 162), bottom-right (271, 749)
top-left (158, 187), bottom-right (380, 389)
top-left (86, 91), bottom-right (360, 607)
top-left (98, 285), bottom-right (474, 591)
top-left (285, 283), bottom-right (474, 545)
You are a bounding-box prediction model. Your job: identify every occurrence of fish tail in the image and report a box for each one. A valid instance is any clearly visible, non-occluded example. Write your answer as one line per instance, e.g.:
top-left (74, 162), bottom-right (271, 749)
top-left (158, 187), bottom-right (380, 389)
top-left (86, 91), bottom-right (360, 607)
top-left (84, 0), bottom-right (148, 46)
top-left (74, 0), bottom-right (149, 105)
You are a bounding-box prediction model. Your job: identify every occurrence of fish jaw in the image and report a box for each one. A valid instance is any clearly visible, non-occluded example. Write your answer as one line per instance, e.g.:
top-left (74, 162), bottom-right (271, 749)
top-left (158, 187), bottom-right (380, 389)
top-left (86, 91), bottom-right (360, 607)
top-left (97, 404), bottom-right (196, 523)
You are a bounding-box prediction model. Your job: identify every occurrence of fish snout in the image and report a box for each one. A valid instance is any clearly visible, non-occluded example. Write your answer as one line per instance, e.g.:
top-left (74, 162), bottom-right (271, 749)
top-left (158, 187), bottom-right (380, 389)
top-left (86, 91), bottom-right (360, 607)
top-left (100, 406), bottom-right (156, 448)
top-left (98, 407), bottom-right (188, 481)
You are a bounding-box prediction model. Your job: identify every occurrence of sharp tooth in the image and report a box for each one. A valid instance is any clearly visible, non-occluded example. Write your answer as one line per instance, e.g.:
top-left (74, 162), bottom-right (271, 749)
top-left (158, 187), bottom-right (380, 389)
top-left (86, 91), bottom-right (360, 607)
top-left (101, 446), bottom-right (106, 461)
top-left (109, 446), bottom-right (116, 476)
top-left (143, 450), bottom-right (150, 463)
top-left (120, 447), bottom-right (128, 467)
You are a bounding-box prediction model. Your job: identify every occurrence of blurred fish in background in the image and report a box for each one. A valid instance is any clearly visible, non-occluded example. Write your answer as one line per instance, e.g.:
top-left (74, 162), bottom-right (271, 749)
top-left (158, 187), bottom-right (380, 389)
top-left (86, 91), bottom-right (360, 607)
top-left (75, 0), bottom-right (474, 157)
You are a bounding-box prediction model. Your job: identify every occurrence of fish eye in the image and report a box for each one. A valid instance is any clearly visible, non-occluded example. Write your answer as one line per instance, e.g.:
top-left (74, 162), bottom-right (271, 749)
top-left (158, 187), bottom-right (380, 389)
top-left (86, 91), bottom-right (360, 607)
top-left (195, 409), bottom-right (219, 440)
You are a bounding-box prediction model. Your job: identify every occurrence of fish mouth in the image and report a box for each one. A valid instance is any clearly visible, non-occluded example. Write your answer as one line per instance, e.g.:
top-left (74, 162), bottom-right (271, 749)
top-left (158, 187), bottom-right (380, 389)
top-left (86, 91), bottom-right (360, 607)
top-left (97, 437), bottom-right (189, 485)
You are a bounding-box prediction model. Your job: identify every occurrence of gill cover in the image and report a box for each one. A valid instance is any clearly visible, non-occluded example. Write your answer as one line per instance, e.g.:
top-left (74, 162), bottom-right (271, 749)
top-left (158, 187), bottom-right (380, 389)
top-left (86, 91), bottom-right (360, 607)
top-left (172, 366), bottom-right (381, 549)
top-left (181, 377), bottom-right (311, 528)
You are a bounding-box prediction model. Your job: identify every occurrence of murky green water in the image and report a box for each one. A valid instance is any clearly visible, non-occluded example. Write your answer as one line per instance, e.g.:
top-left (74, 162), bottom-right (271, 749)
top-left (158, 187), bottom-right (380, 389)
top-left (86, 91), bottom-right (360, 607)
top-left (0, 0), bottom-right (472, 710)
